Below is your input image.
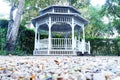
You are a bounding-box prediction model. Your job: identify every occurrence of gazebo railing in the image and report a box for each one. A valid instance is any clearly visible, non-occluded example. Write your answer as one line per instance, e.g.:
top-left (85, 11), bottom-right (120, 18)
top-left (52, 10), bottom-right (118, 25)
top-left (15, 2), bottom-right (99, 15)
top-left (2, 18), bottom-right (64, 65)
top-left (39, 39), bottom-right (48, 49)
top-left (76, 39), bottom-right (90, 54)
top-left (76, 40), bottom-right (82, 51)
top-left (51, 15), bottom-right (72, 24)
top-left (52, 38), bottom-right (72, 49)
top-left (39, 38), bottom-right (72, 49)
top-left (37, 38), bottom-right (90, 54)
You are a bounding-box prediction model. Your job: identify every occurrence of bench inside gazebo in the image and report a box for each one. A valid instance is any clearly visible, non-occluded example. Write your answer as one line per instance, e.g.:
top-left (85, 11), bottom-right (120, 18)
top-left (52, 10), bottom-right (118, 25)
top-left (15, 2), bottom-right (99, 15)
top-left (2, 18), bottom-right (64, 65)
top-left (32, 5), bottom-right (90, 56)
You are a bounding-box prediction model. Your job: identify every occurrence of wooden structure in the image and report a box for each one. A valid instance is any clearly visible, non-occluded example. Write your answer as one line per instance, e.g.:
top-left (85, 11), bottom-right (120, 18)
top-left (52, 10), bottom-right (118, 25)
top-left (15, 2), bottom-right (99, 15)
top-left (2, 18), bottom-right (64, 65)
top-left (32, 5), bottom-right (90, 56)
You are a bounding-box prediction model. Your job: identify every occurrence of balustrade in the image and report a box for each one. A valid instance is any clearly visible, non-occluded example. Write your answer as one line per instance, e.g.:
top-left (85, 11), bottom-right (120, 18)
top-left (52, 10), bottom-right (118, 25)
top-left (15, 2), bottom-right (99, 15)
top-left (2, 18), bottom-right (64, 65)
top-left (76, 40), bottom-right (90, 53)
top-left (35, 38), bottom-right (90, 55)
top-left (51, 16), bottom-right (72, 24)
top-left (52, 38), bottom-right (72, 49)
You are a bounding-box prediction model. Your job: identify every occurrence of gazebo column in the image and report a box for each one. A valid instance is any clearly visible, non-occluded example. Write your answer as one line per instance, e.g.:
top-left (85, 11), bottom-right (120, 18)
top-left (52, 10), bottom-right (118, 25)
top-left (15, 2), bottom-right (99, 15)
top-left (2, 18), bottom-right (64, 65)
top-left (78, 29), bottom-right (80, 41)
top-left (82, 24), bottom-right (85, 54)
top-left (82, 25), bottom-right (85, 40)
top-left (72, 17), bottom-right (75, 50)
top-left (34, 23), bottom-right (39, 50)
top-left (38, 31), bottom-right (40, 49)
top-left (48, 16), bottom-right (52, 54)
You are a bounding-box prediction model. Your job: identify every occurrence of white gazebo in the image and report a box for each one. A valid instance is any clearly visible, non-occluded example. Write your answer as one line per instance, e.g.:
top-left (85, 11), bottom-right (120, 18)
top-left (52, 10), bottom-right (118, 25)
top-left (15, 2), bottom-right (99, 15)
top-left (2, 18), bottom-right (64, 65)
top-left (32, 5), bottom-right (90, 56)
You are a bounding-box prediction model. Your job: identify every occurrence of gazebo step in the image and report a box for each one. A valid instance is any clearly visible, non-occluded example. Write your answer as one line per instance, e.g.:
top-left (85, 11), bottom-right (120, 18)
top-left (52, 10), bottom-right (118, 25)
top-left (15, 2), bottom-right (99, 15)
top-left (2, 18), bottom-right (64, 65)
top-left (49, 50), bottom-right (75, 55)
top-left (33, 50), bottom-right (76, 56)
top-left (33, 50), bottom-right (48, 55)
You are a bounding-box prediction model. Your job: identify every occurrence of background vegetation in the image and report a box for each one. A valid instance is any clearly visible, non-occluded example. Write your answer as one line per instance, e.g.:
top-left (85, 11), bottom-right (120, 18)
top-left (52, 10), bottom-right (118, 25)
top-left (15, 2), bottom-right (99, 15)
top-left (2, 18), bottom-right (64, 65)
top-left (1, 19), bottom-right (120, 56)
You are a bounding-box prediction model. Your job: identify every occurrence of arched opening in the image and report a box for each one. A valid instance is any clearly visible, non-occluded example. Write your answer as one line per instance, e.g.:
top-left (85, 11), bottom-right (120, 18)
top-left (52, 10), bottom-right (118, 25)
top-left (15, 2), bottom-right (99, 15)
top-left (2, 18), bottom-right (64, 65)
top-left (74, 25), bottom-right (82, 40)
top-left (36, 24), bottom-right (49, 49)
top-left (38, 24), bottom-right (49, 39)
top-left (51, 22), bottom-right (72, 38)
top-left (51, 22), bottom-right (72, 49)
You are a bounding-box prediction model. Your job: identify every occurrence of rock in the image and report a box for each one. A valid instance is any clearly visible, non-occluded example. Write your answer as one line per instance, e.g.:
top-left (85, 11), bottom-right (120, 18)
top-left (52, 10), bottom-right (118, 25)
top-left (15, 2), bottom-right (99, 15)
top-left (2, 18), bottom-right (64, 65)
top-left (0, 67), bottom-right (5, 70)
top-left (57, 77), bottom-right (64, 80)
top-left (54, 60), bottom-right (60, 65)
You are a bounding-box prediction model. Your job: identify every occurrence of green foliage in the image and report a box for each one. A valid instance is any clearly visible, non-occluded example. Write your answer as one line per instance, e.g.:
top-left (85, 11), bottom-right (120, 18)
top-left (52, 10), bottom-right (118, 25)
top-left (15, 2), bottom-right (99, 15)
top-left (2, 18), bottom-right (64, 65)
top-left (0, 19), bottom-right (8, 28)
top-left (21, 0), bottom-right (58, 23)
top-left (18, 27), bottom-right (35, 55)
top-left (101, 0), bottom-right (120, 17)
top-left (85, 6), bottom-right (109, 38)
top-left (70, 0), bottom-right (90, 9)
top-left (0, 28), bottom-right (7, 55)
top-left (0, 20), bottom-right (8, 55)
top-left (86, 37), bottom-right (120, 56)
top-left (101, 0), bottom-right (120, 34)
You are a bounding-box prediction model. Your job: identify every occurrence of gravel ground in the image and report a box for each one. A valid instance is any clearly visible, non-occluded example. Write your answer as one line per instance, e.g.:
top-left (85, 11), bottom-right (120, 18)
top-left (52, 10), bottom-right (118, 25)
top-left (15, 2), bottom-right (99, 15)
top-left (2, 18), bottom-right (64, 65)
top-left (0, 56), bottom-right (120, 80)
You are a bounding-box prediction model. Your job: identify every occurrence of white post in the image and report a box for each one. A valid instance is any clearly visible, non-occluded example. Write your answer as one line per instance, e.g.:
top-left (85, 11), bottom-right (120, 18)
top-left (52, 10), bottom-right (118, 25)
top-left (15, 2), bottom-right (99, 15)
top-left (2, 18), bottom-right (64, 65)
top-left (82, 24), bottom-right (85, 54)
top-left (34, 23), bottom-right (39, 50)
top-left (68, 9), bottom-right (70, 13)
top-left (82, 39), bottom-right (85, 54)
top-left (88, 41), bottom-right (90, 54)
top-left (72, 17), bottom-right (74, 50)
top-left (38, 31), bottom-right (40, 49)
top-left (82, 25), bottom-right (85, 40)
top-left (55, 38), bottom-right (56, 48)
top-left (74, 36), bottom-right (77, 49)
top-left (78, 29), bottom-right (80, 41)
top-left (52, 8), bottom-right (54, 13)
top-left (65, 38), bottom-right (67, 49)
top-left (60, 38), bottom-right (61, 48)
top-left (48, 16), bottom-right (52, 54)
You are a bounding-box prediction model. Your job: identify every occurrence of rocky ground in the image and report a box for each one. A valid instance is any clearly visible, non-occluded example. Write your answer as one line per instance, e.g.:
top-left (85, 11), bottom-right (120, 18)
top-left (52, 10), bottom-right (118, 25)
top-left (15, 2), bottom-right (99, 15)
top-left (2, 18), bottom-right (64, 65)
top-left (0, 56), bottom-right (120, 80)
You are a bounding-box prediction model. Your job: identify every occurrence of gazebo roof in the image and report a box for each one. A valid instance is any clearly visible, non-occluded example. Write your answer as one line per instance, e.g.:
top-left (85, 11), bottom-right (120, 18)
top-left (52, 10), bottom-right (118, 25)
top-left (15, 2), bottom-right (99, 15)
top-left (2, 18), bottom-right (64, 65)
top-left (39, 5), bottom-right (81, 15)
top-left (32, 5), bottom-right (88, 32)
top-left (32, 12), bottom-right (88, 27)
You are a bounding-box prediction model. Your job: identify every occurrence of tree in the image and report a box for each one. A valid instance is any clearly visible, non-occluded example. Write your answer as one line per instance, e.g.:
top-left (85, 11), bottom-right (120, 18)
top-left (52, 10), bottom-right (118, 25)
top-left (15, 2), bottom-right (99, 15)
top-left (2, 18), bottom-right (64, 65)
top-left (101, 0), bottom-right (120, 34)
top-left (6, 0), bottom-right (25, 53)
top-left (85, 6), bottom-right (107, 38)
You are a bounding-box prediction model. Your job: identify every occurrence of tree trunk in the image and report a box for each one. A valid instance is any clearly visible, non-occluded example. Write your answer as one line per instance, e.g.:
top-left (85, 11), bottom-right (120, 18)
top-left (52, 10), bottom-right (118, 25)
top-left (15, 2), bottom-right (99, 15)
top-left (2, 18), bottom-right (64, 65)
top-left (6, 0), bottom-right (25, 54)
top-left (6, 2), bottom-right (16, 52)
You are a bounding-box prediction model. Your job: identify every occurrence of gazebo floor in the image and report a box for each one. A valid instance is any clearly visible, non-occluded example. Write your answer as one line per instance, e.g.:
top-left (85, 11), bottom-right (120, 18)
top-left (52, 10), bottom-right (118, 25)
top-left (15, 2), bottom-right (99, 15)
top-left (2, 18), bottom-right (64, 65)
top-left (33, 49), bottom-right (76, 56)
top-left (33, 49), bottom-right (90, 56)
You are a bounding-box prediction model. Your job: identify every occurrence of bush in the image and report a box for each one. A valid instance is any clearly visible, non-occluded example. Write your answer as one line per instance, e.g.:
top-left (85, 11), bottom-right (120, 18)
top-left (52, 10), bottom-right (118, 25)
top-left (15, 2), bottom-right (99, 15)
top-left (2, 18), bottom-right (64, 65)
top-left (0, 19), bottom-right (8, 28)
top-left (18, 28), bottom-right (35, 55)
top-left (86, 37), bottom-right (120, 56)
top-left (0, 19), bottom-right (8, 55)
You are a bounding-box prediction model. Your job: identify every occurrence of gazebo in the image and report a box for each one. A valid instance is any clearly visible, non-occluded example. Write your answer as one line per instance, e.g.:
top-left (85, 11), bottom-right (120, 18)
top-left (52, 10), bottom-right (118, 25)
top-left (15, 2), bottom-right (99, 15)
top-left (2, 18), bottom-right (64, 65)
top-left (32, 5), bottom-right (90, 56)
